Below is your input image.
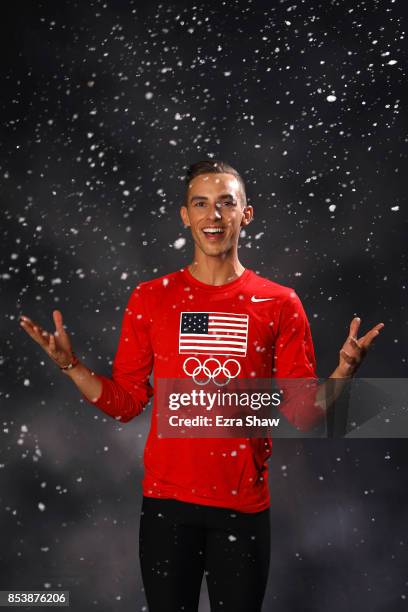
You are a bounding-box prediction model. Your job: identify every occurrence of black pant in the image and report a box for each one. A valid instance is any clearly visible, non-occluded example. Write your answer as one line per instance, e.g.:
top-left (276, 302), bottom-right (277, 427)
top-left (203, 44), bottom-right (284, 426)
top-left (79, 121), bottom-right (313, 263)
top-left (139, 496), bottom-right (271, 612)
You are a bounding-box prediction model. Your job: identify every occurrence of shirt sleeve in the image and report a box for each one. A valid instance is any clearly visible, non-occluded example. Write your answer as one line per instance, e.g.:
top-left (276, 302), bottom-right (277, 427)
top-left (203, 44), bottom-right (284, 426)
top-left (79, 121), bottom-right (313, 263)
top-left (273, 290), bottom-right (323, 431)
top-left (273, 290), bottom-right (317, 379)
top-left (81, 285), bottom-right (154, 423)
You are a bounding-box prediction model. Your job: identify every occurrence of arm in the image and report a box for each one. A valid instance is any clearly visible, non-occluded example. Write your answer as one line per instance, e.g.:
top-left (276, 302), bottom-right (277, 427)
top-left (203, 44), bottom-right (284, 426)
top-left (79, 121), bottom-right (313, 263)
top-left (19, 310), bottom-right (103, 402)
top-left (273, 292), bottom-right (384, 430)
top-left (76, 285), bottom-right (154, 422)
top-left (61, 360), bottom-right (103, 402)
top-left (19, 285), bottom-right (154, 423)
top-left (272, 291), bottom-right (323, 430)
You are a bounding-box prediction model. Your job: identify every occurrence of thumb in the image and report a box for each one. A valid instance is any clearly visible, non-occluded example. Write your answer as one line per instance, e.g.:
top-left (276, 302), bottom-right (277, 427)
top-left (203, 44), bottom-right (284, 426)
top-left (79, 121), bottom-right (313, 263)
top-left (52, 310), bottom-right (66, 333)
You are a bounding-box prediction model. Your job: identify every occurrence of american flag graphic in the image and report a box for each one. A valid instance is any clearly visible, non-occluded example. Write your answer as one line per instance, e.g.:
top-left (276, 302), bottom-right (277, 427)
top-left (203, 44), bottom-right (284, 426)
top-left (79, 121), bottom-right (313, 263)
top-left (179, 312), bottom-right (249, 356)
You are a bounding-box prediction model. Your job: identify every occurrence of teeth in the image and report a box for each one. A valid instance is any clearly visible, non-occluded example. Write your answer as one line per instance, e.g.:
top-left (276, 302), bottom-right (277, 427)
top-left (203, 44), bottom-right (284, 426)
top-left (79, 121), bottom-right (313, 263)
top-left (203, 228), bottom-right (224, 234)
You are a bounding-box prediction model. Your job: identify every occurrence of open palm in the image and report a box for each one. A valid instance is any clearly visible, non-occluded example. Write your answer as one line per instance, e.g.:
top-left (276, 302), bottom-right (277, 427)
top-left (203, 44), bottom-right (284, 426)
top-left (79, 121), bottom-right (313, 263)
top-left (19, 310), bottom-right (74, 368)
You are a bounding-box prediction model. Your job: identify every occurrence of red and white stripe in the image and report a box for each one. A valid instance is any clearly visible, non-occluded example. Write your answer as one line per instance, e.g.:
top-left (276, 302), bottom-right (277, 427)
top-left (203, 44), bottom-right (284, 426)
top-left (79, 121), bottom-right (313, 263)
top-left (179, 312), bottom-right (248, 356)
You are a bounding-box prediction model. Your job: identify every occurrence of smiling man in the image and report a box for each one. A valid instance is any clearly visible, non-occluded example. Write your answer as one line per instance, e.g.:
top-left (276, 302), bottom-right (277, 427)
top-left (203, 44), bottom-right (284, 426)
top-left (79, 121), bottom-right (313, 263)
top-left (180, 166), bottom-right (252, 284)
top-left (19, 159), bottom-right (384, 612)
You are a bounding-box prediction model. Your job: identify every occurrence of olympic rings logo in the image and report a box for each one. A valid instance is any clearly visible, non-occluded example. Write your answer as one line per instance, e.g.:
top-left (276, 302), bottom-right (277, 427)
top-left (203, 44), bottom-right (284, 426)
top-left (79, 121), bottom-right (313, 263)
top-left (182, 357), bottom-right (241, 386)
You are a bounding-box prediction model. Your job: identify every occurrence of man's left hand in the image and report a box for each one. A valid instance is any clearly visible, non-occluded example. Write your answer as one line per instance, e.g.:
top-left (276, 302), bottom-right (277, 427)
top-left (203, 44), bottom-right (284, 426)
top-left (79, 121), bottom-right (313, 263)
top-left (336, 317), bottom-right (384, 378)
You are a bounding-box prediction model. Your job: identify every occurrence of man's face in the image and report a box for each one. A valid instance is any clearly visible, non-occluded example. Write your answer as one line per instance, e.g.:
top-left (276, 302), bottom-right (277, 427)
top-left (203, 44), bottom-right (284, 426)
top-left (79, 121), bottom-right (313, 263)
top-left (180, 173), bottom-right (253, 258)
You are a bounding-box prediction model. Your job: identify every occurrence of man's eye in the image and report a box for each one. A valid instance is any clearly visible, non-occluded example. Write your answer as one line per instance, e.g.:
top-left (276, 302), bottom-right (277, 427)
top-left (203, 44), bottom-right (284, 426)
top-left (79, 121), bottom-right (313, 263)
top-left (222, 200), bottom-right (235, 206)
top-left (195, 201), bottom-right (206, 207)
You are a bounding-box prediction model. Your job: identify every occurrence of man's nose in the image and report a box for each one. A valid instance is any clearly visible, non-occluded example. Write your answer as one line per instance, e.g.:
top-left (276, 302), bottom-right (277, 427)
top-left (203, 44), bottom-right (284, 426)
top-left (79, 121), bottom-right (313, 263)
top-left (207, 202), bottom-right (222, 220)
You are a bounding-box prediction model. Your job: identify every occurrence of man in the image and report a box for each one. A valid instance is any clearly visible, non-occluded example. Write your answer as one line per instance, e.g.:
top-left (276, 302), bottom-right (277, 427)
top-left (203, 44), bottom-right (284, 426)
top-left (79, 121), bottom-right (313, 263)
top-left (19, 160), bottom-right (384, 611)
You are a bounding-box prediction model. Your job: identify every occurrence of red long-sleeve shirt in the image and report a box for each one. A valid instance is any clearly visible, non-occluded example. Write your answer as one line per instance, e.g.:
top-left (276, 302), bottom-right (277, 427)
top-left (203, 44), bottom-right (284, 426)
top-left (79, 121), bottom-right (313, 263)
top-left (81, 267), bottom-right (318, 512)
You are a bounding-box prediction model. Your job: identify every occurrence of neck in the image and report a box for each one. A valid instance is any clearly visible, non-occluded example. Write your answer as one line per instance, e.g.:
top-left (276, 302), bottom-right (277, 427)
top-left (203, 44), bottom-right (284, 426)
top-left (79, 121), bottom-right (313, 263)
top-left (187, 251), bottom-right (246, 286)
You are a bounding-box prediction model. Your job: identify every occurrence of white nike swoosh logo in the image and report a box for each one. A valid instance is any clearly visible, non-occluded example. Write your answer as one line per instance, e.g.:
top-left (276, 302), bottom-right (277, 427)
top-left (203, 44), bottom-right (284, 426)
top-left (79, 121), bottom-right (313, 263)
top-left (251, 296), bottom-right (274, 302)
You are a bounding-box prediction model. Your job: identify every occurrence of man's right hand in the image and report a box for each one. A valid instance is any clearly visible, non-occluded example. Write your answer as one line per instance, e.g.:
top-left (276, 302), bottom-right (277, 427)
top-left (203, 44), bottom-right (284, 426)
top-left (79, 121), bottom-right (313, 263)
top-left (19, 310), bottom-right (75, 369)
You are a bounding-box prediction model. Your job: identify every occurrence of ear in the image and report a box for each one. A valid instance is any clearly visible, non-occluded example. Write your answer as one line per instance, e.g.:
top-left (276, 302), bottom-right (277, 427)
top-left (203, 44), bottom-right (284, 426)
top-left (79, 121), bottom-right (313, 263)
top-left (180, 204), bottom-right (190, 227)
top-left (240, 204), bottom-right (254, 226)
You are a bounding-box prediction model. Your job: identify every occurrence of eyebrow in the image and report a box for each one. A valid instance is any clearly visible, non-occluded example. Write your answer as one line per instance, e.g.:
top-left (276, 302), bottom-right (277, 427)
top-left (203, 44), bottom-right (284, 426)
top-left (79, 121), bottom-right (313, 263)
top-left (190, 193), bottom-right (236, 202)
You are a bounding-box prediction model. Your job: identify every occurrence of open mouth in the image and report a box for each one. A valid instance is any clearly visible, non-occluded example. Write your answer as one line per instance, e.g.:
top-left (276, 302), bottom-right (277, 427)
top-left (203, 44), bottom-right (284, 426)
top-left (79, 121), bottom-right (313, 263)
top-left (201, 227), bottom-right (225, 240)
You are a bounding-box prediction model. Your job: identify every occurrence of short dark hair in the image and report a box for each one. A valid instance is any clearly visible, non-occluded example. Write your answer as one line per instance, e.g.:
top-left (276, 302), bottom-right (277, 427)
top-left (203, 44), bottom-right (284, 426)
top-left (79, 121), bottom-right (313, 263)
top-left (184, 159), bottom-right (247, 206)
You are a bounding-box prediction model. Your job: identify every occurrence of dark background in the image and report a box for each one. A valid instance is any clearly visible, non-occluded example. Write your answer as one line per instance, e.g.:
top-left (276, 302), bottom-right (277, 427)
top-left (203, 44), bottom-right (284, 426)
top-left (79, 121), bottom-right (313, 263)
top-left (1, 1), bottom-right (407, 610)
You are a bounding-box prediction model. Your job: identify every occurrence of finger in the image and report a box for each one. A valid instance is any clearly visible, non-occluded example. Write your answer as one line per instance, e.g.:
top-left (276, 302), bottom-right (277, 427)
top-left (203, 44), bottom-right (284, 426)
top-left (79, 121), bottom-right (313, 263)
top-left (52, 310), bottom-right (70, 341)
top-left (33, 324), bottom-right (50, 342)
top-left (19, 317), bottom-right (51, 349)
top-left (49, 333), bottom-right (57, 354)
top-left (20, 315), bottom-right (44, 335)
top-left (19, 315), bottom-right (36, 329)
top-left (48, 334), bottom-right (71, 366)
top-left (19, 317), bottom-right (42, 339)
top-left (359, 323), bottom-right (385, 345)
top-left (349, 317), bottom-right (361, 340)
top-left (47, 334), bottom-right (61, 364)
top-left (53, 310), bottom-right (64, 331)
top-left (347, 336), bottom-right (363, 352)
top-left (359, 323), bottom-right (385, 350)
